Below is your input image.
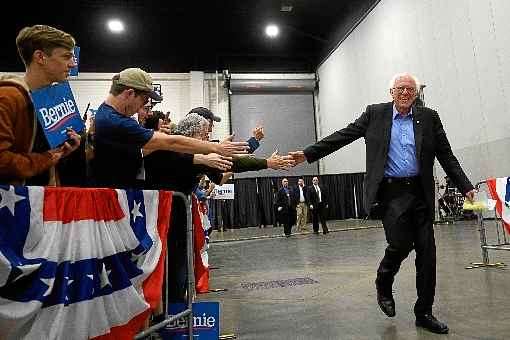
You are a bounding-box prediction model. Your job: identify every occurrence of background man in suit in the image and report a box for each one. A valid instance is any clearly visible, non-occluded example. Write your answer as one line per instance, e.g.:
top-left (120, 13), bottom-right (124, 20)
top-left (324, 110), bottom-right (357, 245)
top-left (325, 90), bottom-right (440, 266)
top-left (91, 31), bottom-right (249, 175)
top-left (292, 178), bottom-right (309, 232)
top-left (307, 176), bottom-right (329, 234)
top-left (289, 73), bottom-right (475, 334)
top-left (276, 178), bottom-right (296, 237)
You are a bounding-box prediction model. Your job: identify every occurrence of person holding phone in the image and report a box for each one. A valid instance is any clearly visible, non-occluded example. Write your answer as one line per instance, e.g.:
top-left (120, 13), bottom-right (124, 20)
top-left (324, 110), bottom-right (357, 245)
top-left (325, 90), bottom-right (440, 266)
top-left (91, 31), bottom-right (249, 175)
top-left (0, 25), bottom-right (81, 186)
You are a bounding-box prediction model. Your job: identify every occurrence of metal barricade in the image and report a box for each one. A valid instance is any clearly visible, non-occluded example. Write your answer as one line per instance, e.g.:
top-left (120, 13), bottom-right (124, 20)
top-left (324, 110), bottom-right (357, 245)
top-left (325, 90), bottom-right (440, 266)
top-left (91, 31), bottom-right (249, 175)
top-left (466, 181), bottom-right (508, 269)
top-left (135, 192), bottom-right (195, 339)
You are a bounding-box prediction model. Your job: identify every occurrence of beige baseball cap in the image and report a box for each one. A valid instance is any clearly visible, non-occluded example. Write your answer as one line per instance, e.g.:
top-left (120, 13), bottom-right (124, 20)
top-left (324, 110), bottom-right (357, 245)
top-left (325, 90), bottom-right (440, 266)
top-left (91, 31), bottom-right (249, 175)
top-left (115, 68), bottom-right (162, 101)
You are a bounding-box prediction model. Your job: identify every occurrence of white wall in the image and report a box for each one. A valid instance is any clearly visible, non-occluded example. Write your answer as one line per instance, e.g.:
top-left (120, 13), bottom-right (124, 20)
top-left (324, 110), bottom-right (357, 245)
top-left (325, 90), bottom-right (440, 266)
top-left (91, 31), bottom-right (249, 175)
top-left (317, 0), bottom-right (510, 183)
top-left (66, 72), bottom-right (191, 123)
top-left (204, 74), bottom-right (230, 140)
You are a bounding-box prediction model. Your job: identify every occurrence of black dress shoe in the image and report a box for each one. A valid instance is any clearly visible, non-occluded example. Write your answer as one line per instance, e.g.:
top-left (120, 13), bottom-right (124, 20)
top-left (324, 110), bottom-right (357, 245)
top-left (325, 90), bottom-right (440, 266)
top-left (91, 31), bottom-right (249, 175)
top-left (376, 291), bottom-right (395, 317)
top-left (415, 314), bottom-right (449, 334)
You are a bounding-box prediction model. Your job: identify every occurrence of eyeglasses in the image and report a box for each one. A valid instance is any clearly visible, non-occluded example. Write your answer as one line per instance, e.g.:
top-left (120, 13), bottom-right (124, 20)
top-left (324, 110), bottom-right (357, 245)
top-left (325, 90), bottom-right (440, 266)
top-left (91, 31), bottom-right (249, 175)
top-left (392, 86), bottom-right (416, 94)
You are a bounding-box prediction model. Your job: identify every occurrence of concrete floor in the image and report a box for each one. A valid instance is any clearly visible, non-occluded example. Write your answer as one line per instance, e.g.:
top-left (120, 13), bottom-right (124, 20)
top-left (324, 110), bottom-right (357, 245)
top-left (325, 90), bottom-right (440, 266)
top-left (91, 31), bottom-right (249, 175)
top-left (197, 220), bottom-right (510, 340)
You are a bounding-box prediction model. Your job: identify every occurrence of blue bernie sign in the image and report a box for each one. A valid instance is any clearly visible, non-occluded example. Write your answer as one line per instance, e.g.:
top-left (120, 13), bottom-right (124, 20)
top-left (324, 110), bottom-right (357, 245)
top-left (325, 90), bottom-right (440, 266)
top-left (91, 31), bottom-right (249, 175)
top-left (69, 46), bottom-right (80, 76)
top-left (31, 81), bottom-right (85, 148)
top-left (160, 302), bottom-right (219, 340)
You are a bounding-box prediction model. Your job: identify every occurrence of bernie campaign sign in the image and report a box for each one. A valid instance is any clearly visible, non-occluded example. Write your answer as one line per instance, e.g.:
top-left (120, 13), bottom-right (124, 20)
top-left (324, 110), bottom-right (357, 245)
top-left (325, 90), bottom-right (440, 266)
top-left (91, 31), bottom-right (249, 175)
top-left (31, 81), bottom-right (85, 148)
top-left (160, 302), bottom-right (219, 340)
top-left (212, 184), bottom-right (235, 200)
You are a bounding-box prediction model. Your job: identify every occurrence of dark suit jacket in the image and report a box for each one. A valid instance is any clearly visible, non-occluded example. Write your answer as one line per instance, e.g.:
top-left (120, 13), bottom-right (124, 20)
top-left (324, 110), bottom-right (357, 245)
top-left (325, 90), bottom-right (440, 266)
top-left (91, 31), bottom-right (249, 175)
top-left (276, 187), bottom-right (292, 211)
top-left (277, 187), bottom-right (296, 225)
top-left (304, 102), bottom-right (473, 219)
top-left (291, 185), bottom-right (309, 207)
top-left (307, 184), bottom-right (328, 207)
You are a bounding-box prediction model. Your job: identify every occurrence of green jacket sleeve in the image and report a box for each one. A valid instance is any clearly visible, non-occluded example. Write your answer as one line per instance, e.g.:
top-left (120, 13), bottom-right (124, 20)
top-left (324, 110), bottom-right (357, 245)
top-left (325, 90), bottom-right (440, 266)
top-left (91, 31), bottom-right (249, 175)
top-left (231, 156), bottom-right (267, 173)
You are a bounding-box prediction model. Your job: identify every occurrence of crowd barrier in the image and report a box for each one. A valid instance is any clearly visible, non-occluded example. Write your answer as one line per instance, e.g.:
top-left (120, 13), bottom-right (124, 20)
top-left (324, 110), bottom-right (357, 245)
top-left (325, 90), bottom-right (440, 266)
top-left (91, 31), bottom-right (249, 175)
top-left (0, 186), bottom-right (196, 339)
top-left (135, 191), bottom-right (195, 339)
top-left (467, 181), bottom-right (508, 269)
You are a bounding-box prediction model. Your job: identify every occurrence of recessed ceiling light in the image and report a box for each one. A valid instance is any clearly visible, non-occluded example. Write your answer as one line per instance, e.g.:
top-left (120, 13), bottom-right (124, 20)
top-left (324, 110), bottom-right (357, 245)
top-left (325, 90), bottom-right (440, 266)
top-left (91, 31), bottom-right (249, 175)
top-left (107, 19), bottom-right (124, 33)
top-left (265, 24), bottom-right (279, 38)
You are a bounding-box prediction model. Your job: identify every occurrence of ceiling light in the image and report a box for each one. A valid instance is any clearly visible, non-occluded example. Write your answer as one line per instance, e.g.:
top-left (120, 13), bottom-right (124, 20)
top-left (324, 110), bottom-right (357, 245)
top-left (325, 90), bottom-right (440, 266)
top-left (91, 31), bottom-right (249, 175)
top-left (107, 19), bottom-right (124, 33)
top-left (265, 25), bottom-right (279, 38)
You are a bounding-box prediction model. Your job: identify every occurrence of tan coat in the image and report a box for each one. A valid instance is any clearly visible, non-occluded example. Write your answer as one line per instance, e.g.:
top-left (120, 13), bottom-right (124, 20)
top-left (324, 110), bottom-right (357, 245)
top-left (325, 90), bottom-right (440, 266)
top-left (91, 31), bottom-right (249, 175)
top-left (0, 75), bottom-right (55, 185)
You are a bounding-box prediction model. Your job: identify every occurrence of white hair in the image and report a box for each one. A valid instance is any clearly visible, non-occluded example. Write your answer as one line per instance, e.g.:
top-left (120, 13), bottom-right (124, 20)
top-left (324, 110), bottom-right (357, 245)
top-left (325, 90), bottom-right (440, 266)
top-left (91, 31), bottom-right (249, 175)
top-left (389, 73), bottom-right (420, 90)
top-left (174, 113), bottom-right (209, 138)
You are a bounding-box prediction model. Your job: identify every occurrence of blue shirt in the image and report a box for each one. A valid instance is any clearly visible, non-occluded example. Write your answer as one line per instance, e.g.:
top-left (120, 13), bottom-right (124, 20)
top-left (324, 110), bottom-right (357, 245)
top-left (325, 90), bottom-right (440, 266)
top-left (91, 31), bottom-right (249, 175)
top-left (383, 104), bottom-right (418, 178)
top-left (92, 103), bottom-right (154, 188)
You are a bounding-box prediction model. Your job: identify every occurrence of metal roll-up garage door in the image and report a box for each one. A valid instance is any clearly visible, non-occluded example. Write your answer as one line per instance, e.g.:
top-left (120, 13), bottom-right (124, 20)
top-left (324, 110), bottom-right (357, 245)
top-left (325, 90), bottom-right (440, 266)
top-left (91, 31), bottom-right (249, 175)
top-left (229, 79), bottom-right (318, 178)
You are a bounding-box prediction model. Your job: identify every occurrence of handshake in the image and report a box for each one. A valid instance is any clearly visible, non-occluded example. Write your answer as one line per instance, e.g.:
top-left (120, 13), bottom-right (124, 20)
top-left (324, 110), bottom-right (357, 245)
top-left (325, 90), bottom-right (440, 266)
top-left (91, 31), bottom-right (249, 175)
top-left (194, 128), bottom-right (308, 173)
top-left (255, 149), bottom-right (308, 171)
top-left (259, 149), bottom-right (308, 171)
top-left (267, 150), bottom-right (307, 170)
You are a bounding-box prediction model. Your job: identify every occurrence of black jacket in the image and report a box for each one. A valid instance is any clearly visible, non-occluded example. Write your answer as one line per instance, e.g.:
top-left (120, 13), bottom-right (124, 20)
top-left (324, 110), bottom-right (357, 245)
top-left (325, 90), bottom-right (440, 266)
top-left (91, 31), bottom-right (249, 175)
top-left (307, 184), bottom-right (327, 207)
top-left (276, 187), bottom-right (293, 211)
top-left (304, 102), bottom-right (473, 219)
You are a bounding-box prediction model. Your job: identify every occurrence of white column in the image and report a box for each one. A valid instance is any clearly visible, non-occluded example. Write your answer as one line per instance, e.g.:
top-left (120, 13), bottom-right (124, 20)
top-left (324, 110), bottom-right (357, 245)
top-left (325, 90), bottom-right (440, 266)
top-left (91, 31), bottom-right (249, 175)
top-left (189, 71), bottom-right (205, 109)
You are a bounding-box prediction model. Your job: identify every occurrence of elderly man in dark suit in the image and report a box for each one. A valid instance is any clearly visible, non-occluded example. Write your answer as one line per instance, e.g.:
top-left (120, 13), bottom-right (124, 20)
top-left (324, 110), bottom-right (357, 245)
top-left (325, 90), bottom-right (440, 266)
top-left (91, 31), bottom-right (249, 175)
top-left (289, 73), bottom-right (475, 334)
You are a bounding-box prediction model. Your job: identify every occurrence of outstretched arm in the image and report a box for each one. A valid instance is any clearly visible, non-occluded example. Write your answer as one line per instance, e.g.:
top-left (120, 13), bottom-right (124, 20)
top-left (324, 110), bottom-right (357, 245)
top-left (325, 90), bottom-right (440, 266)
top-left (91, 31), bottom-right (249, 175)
top-left (144, 132), bottom-right (249, 157)
top-left (289, 107), bottom-right (372, 165)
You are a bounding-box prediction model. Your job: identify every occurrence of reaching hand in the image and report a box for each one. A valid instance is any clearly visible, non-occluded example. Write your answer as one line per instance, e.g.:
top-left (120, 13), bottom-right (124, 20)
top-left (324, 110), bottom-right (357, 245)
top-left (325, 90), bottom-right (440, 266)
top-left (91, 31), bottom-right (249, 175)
top-left (216, 135), bottom-right (249, 157)
top-left (266, 150), bottom-right (296, 170)
top-left (195, 153), bottom-right (230, 170)
top-left (288, 151), bottom-right (306, 165)
top-left (252, 125), bottom-right (264, 141)
top-left (202, 153), bottom-right (233, 171)
top-left (309, 205), bottom-right (313, 210)
top-left (465, 189), bottom-right (476, 203)
top-left (278, 207), bottom-right (283, 212)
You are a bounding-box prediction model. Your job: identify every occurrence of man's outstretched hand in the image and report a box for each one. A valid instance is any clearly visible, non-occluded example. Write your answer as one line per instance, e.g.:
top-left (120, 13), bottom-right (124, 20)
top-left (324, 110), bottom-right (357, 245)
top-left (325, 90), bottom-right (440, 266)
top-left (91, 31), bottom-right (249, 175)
top-left (266, 151), bottom-right (295, 170)
top-left (288, 151), bottom-right (306, 165)
top-left (217, 135), bottom-right (249, 157)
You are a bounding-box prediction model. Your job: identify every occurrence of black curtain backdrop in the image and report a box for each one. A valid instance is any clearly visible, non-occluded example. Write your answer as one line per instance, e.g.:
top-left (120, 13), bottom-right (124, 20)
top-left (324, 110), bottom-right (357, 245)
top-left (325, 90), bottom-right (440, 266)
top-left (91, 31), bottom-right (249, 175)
top-left (210, 173), bottom-right (366, 229)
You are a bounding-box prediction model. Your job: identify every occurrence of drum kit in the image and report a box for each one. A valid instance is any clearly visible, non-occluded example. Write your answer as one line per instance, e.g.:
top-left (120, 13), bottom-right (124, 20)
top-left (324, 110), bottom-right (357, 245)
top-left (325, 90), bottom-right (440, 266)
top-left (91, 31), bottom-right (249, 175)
top-left (437, 176), bottom-right (469, 222)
